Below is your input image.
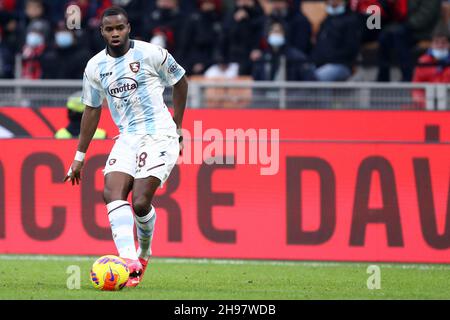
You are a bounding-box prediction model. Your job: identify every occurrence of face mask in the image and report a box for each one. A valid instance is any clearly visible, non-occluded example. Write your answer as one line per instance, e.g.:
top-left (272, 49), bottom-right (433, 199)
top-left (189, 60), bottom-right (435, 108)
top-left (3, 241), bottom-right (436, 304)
top-left (268, 33), bottom-right (285, 48)
top-left (326, 4), bottom-right (346, 16)
top-left (151, 35), bottom-right (166, 48)
top-left (431, 48), bottom-right (449, 61)
top-left (26, 32), bottom-right (44, 48)
top-left (55, 31), bottom-right (73, 48)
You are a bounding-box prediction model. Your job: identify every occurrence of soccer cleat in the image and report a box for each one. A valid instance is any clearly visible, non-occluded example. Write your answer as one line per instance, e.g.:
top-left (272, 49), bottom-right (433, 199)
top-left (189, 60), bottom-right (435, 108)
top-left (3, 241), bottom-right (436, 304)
top-left (138, 257), bottom-right (150, 280)
top-left (123, 258), bottom-right (143, 287)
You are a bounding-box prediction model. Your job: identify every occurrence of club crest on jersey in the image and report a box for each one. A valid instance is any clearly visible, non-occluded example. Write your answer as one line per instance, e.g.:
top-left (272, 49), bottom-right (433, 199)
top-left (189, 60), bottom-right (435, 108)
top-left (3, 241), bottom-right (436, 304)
top-left (129, 62), bottom-right (140, 73)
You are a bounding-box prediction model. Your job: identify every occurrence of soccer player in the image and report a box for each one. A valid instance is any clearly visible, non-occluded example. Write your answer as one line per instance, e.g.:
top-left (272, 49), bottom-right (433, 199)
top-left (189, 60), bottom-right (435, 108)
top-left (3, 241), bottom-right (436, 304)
top-left (64, 6), bottom-right (188, 287)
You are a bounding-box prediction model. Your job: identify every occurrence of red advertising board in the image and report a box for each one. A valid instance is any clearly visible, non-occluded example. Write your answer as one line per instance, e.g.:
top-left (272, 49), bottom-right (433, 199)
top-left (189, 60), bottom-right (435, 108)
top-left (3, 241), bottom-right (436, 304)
top-left (1, 108), bottom-right (450, 142)
top-left (0, 138), bottom-right (448, 263)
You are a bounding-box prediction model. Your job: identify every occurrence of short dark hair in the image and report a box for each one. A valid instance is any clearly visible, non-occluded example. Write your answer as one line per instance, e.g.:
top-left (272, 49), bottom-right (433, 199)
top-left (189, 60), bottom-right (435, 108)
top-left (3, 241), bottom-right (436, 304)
top-left (101, 6), bottom-right (129, 23)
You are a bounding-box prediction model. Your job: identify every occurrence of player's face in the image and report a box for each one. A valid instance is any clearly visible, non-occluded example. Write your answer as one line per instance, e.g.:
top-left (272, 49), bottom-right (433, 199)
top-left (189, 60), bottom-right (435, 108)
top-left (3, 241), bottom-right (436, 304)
top-left (101, 14), bottom-right (131, 49)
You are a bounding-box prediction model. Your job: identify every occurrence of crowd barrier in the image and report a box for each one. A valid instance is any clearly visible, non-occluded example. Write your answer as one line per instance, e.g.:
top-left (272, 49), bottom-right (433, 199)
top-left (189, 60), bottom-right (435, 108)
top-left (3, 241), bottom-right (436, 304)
top-left (0, 79), bottom-right (449, 110)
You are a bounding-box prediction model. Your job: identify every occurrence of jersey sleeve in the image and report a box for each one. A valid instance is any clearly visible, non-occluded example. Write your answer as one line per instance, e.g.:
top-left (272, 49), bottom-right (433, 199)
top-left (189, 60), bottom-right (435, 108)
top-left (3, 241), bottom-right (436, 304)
top-left (154, 47), bottom-right (186, 86)
top-left (81, 62), bottom-right (105, 108)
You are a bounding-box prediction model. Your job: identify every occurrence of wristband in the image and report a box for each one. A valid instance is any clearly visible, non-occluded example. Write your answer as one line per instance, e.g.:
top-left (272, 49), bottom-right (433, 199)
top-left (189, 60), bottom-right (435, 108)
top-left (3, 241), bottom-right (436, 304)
top-left (75, 151), bottom-right (86, 162)
top-left (177, 128), bottom-right (183, 143)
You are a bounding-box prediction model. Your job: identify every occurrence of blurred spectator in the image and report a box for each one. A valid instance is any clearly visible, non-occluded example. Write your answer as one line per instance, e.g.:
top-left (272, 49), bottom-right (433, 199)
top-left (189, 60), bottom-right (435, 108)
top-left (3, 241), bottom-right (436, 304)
top-left (221, 0), bottom-right (235, 15)
top-left (181, 0), bottom-right (223, 75)
top-left (60, 1), bottom-right (92, 52)
top-left (3, 0), bottom-right (446, 85)
top-left (106, 0), bottom-right (150, 38)
top-left (149, 27), bottom-right (172, 48)
top-left (252, 21), bottom-right (312, 81)
top-left (55, 91), bottom-right (107, 139)
top-left (412, 24), bottom-right (450, 108)
top-left (0, 32), bottom-right (14, 78)
top-left (266, 0), bottom-right (312, 54)
top-left (377, 0), bottom-right (441, 82)
top-left (204, 56), bottom-right (240, 78)
top-left (17, 0), bottom-right (51, 47)
top-left (40, 0), bottom-right (69, 26)
top-left (143, 0), bottom-right (185, 59)
top-left (0, 0), bottom-right (18, 78)
top-left (16, 0), bottom-right (72, 26)
top-left (82, 0), bottom-right (147, 52)
top-left (83, 0), bottom-right (112, 54)
top-left (311, 0), bottom-right (361, 81)
top-left (179, 0), bottom-right (198, 14)
top-left (222, 0), bottom-right (265, 75)
top-left (20, 20), bottom-right (52, 79)
top-left (43, 22), bottom-right (90, 79)
top-left (443, 0), bottom-right (450, 28)
top-left (349, 0), bottom-right (388, 43)
top-left (0, 0), bottom-right (16, 11)
top-left (64, 0), bottom-right (94, 28)
top-left (149, 0), bottom-right (198, 15)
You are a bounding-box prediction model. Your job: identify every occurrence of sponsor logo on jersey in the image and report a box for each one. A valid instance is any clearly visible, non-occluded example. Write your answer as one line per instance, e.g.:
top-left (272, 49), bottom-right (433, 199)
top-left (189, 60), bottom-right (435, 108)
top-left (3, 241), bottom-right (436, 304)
top-left (109, 159), bottom-right (116, 166)
top-left (108, 77), bottom-right (138, 99)
top-left (129, 62), bottom-right (140, 73)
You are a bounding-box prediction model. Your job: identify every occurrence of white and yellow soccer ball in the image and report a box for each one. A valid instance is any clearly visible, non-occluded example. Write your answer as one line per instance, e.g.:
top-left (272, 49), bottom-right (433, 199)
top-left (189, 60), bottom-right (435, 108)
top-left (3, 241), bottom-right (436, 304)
top-left (90, 255), bottom-right (129, 291)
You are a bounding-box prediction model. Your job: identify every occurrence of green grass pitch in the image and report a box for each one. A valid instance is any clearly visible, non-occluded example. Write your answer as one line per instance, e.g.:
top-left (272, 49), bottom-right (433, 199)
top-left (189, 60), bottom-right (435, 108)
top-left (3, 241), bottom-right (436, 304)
top-left (0, 255), bottom-right (449, 299)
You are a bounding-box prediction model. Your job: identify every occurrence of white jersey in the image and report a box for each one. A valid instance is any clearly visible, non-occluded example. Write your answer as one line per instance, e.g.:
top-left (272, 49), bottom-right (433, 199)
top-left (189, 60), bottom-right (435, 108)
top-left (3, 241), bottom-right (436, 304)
top-left (82, 40), bottom-right (185, 137)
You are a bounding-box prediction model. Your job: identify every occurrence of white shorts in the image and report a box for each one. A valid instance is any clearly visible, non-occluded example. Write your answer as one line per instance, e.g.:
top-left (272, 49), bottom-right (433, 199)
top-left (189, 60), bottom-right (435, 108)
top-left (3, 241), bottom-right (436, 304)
top-left (104, 134), bottom-right (179, 186)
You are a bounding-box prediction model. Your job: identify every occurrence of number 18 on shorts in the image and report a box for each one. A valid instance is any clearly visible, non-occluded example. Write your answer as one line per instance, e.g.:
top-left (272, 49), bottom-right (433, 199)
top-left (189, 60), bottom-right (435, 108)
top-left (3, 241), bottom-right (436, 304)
top-left (104, 134), bottom-right (179, 186)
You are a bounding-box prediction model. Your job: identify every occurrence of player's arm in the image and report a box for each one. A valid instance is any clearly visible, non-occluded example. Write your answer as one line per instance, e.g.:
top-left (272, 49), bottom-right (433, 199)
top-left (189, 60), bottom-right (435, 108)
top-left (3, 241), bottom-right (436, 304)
top-left (172, 75), bottom-right (188, 151)
top-left (77, 105), bottom-right (102, 153)
top-left (64, 105), bottom-right (102, 185)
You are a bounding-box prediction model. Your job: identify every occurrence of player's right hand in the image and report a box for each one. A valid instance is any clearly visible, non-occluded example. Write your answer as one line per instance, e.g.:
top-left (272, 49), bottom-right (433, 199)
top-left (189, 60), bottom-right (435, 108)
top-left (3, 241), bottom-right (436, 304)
top-left (178, 135), bottom-right (184, 156)
top-left (63, 160), bottom-right (83, 185)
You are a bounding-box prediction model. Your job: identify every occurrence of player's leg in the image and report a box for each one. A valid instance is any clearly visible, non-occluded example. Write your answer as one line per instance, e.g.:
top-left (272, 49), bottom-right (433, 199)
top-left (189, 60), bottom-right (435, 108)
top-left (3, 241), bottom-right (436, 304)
top-left (131, 135), bottom-right (180, 277)
top-left (102, 135), bottom-right (143, 285)
top-left (104, 172), bottom-right (144, 287)
top-left (132, 176), bottom-right (160, 267)
top-left (103, 172), bottom-right (138, 260)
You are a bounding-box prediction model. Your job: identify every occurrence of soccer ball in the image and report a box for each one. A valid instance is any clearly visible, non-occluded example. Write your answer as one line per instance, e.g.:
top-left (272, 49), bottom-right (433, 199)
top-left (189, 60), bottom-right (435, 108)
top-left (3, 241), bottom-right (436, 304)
top-left (90, 255), bottom-right (129, 291)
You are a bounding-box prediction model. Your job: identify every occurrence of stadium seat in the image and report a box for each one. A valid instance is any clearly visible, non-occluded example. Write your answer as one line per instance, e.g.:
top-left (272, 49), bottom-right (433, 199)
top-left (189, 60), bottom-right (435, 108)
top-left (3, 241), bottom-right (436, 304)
top-left (189, 76), bottom-right (253, 108)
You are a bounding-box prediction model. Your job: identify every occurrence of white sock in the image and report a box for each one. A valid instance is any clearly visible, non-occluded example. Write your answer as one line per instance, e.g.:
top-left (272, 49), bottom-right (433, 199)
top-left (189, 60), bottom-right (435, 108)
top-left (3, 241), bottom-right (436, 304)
top-left (134, 206), bottom-right (156, 260)
top-left (107, 200), bottom-right (138, 260)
